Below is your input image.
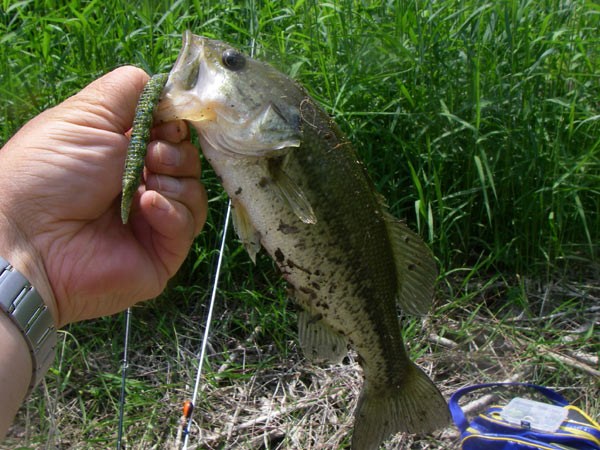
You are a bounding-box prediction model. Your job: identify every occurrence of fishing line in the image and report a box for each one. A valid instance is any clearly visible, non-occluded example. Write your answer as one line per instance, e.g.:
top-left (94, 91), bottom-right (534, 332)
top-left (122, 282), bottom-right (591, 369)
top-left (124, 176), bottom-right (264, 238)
top-left (181, 199), bottom-right (231, 450)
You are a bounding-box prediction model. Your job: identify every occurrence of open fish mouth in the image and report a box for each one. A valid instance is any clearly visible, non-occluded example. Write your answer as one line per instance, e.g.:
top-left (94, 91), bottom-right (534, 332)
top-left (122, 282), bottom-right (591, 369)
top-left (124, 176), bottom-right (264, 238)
top-left (154, 31), bottom-right (220, 124)
top-left (167, 30), bottom-right (210, 94)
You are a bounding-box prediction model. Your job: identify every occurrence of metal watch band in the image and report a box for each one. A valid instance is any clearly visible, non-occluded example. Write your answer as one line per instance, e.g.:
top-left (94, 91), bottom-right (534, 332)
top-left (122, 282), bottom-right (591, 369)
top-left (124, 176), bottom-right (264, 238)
top-left (0, 256), bottom-right (57, 394)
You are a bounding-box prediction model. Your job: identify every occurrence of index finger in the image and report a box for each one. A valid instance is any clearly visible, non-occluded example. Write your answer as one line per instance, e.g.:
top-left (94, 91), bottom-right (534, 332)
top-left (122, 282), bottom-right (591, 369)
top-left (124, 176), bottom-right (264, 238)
top-left (62, 66), bottom-right (150, 135)
top-left (151, 120), bottom-right (189, 143)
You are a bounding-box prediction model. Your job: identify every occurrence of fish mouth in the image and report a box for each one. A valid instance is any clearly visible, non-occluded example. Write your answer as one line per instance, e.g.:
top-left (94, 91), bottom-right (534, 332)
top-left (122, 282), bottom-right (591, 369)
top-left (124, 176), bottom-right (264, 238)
top-left (169, 30), bottom-right (202, 91)
top-left (154, 31), bottom-right (216, 124)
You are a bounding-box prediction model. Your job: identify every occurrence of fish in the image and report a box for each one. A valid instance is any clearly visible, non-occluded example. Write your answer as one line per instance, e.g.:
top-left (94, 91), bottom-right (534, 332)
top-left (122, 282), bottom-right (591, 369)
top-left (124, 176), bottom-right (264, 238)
top-left (143, 31), bottom-right (450, 449)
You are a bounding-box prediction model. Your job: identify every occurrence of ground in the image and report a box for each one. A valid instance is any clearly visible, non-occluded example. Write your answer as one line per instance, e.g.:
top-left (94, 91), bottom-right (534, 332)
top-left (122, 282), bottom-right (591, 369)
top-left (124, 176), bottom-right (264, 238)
top-left (6, 266), bottom-right (599, 449)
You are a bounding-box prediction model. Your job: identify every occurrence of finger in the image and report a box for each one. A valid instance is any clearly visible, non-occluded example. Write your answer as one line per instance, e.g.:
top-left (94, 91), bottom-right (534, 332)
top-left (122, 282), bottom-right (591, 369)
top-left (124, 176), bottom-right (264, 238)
top-left (145, 140), bottom-right (201, 178)
top-left (145, 175), bottom-right (208, 236)
top-left (62, 66), bottom-right (150, 135)
top-left (138, 191), bottom-right (200, 274)
top-left (151, 120), bottom-right (189, 143)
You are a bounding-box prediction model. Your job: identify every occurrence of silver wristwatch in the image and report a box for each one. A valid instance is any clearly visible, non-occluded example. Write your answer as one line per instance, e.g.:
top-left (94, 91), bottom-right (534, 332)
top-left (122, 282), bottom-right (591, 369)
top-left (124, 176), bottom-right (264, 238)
top-left (0, 257), bottom-right (57, 394)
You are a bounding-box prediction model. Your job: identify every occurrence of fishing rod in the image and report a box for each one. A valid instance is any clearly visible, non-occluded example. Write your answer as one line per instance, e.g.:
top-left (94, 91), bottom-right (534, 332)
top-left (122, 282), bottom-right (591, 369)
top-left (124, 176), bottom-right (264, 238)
top-left (116, 307), bottom-right (131, 450)
top-left (180, 200), bottom-right (231, 449)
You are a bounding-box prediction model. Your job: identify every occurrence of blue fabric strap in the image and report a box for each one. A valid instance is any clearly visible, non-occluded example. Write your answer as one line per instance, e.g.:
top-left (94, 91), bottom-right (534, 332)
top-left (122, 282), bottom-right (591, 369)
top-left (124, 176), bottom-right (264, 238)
top-left (450, 383), bottom-right (569, 432)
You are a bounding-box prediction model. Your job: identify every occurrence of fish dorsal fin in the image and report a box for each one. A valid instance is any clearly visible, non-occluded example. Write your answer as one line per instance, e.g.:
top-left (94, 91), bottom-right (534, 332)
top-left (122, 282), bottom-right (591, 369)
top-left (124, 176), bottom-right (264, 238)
top-left (297, 309), bottom-right (348, 365)
top-left (230, 199), bottom-right (261, 263)
top-left (213, 103), bottom-right (301, 157)
top-left (268, 160), bottom-right (317, 225)
top-left (384, 212), bottom-right (437, 315)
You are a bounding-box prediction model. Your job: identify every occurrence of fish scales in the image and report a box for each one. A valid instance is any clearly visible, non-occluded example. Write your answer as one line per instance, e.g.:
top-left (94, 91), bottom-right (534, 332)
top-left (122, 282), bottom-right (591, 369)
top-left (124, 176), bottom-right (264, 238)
top-left (282, 100), bottom-right (407, 377)
top-left (142, 31), bottom-right (450, 449)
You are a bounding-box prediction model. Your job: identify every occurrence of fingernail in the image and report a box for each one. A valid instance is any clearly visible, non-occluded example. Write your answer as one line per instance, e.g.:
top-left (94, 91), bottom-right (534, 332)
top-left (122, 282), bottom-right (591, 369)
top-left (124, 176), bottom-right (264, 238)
top-left (157, 141), bottom-right (180, 166)
top-left (163, 120), bottom-right (187, 142)
top-left (174, 120), bottom-right (187, 140)
top-left (151, 192), bottom-right (172, 212)
top-left (155, 175), bottom-right (182, 196)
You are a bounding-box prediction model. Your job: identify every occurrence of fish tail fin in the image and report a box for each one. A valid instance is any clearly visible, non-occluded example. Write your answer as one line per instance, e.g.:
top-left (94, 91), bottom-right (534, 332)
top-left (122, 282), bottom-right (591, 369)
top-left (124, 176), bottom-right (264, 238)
top-left (351, 362), bottom-right (450, 450)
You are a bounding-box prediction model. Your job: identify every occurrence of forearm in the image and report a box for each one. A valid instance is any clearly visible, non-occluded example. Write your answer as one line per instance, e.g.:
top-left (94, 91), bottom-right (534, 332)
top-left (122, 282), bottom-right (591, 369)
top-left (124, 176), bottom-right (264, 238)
top-left (0, 184), bottom-right (58, 439)
top-left (0, 311), bottom-right (32, 440)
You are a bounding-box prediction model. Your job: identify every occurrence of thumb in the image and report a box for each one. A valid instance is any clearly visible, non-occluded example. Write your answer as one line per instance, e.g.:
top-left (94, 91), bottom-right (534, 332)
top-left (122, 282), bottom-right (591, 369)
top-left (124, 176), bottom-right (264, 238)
top-left (58, 66), bottom-right (150, 135)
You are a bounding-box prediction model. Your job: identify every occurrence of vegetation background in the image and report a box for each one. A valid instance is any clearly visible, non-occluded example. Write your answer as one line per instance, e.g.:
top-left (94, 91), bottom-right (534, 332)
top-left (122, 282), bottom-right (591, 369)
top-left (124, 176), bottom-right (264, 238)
top-left (1, 0), bottom-right (598, 448)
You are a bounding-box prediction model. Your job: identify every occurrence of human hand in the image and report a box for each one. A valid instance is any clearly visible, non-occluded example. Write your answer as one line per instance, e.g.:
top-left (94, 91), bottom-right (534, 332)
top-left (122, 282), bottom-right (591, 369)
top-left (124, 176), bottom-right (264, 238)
top-left (0, 66), bottom-right (207, 327)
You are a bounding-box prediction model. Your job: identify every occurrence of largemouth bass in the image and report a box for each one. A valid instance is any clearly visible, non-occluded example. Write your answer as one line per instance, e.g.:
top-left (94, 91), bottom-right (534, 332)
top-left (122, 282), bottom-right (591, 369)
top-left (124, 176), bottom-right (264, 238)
top-left (146, 31), bottom-right (450, 449)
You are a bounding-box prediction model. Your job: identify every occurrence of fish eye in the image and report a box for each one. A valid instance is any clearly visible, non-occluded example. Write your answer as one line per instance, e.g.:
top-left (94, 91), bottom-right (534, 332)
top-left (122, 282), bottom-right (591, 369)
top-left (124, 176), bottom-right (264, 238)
top-left (222, 49), bottom-right (246, 71)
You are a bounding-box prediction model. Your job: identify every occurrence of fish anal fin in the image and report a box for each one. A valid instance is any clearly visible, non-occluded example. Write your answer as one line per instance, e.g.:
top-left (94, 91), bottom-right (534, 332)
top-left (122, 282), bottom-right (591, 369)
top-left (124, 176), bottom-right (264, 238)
top-left (384, 212), bottom-right (437, 315)
top-left (352, 363), bottom-right (450, 450)
top-left (297, 309), bottom-right (348, 365)
top-left (230, 199), bottom-right (261, 263)
top-left (268, 160), bottom-right (317, 225)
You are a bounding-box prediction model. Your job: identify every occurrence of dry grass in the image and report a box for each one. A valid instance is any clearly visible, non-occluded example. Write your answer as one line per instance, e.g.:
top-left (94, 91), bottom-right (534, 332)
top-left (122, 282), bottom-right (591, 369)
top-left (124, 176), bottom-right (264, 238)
top-left (174, 270), bottom-right (599, 450)
top-left (7, 267), bottom-right (598, 449)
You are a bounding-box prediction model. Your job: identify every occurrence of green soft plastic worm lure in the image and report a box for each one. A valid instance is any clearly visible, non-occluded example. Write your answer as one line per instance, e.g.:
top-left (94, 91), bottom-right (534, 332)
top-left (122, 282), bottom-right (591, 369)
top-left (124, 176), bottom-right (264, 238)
top-left (121, 72), bottom-right (169, 224)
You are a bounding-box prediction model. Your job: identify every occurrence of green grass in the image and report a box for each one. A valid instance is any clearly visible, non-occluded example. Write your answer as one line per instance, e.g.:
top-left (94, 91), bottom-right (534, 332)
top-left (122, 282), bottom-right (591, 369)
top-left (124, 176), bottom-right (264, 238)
top-left (2, 0), bottom-right (599, 270)
top-left (1, 0), bottom-right (599, 448)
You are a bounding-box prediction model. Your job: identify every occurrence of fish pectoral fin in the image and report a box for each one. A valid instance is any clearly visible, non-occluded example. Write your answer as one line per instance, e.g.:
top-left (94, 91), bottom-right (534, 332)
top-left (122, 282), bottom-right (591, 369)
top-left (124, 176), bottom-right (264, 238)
top-left (230, 199), bottom-right (261, 263)
top-left (352, 363), bottom-right (450, 450)
top-left (269, 163), bottom-right (317, 224)
top-left (297, 309), bottom-right (348, 365)
top-left (214, 103), bottom-right (301, 157)
top-left (385, 212), bottom-right (437, 315)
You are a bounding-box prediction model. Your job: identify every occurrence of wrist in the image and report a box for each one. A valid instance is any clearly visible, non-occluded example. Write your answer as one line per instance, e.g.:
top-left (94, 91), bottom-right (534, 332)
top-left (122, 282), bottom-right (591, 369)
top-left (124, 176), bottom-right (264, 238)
top-left (0, 310), bottom-right (32, 440)
top-left (0, 208), bottom-right (58, 327)
top-left (0, 257), bottom-right (57, 393)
